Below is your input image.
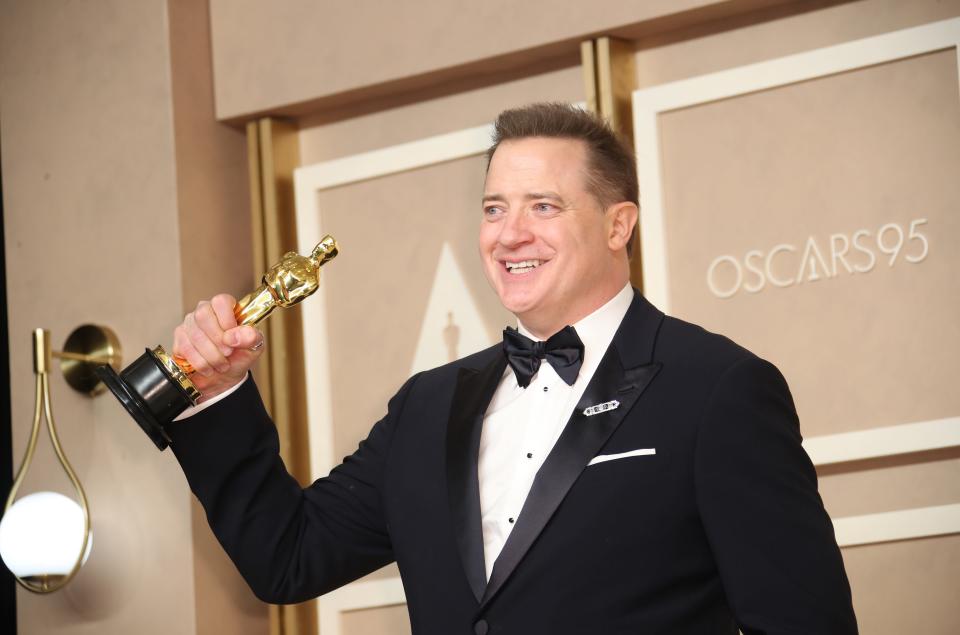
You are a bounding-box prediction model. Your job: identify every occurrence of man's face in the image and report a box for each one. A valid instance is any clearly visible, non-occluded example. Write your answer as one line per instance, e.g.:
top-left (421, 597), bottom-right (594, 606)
top-left (479, 137), bottom-right (626, 337)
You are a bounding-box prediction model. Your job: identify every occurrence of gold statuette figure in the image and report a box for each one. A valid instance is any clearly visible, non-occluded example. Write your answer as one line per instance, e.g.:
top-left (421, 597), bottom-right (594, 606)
top-left (96, 235), bottom-right (339, 450)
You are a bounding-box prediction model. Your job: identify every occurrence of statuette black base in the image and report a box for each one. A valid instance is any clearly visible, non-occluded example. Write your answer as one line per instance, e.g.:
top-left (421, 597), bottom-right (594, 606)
top-left (96, 348), bottom-right (197, 450)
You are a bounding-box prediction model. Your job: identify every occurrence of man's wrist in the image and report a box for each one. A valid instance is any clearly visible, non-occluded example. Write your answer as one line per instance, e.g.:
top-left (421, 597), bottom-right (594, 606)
top-left (173, 373), bottom-right (249, 421)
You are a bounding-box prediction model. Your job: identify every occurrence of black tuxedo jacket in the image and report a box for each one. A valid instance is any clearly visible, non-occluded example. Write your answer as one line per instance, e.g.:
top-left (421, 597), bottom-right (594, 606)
top-left (170, 291), bottom-right (857, 634)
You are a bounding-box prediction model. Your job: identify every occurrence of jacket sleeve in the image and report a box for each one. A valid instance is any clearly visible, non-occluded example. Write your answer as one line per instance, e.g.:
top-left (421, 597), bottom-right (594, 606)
top-left (168, 374), bottom-right (415, 604)
top-left (694, 356), bottom-right (858, 635)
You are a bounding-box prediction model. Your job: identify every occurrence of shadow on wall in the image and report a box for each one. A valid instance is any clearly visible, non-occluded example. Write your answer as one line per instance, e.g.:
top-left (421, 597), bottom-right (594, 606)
top-left (0, 141), bottom-right (19, 634)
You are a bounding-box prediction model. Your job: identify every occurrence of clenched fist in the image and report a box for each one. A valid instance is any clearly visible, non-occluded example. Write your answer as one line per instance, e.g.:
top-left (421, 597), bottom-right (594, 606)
top-left (173, 293), bottom-right (265, 402)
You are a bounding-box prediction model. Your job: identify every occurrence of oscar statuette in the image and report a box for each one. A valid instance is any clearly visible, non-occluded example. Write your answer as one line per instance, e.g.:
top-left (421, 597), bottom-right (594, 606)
top-left (96, 235), bottom-right (339, 450)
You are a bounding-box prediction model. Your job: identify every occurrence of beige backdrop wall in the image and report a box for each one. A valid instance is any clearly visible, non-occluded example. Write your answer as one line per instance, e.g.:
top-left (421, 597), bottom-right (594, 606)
top-left (0, 0), bottom-right (257, 634)
top-left (0, 1), bottom-right (197, 633)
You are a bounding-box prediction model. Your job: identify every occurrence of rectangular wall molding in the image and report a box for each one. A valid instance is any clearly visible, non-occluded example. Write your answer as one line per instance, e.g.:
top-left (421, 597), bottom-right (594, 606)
top-left (833, 504), bottom-right (960, 548)
top-left (632, 17), bottom-right (960, 311)
top-left (803, 417), bottom-right (960, 466)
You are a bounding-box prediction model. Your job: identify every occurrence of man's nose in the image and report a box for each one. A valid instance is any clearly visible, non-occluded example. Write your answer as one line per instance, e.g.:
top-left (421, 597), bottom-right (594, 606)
top-left (498, 211), bottom-right (534, 248)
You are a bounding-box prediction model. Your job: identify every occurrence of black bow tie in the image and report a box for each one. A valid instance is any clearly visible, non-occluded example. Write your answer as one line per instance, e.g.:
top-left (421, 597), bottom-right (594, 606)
top-left (502, 325), bottom-right (584, 388)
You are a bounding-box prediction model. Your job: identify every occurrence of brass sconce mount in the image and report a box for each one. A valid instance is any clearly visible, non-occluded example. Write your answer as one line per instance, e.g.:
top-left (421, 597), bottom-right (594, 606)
top-left (0, 324), bottom-right (119, 594)
top-left (58, 324), bottom-right (122, 395)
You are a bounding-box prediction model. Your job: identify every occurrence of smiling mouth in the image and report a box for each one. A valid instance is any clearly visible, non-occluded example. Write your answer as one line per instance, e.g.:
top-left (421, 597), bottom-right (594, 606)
top-left (503, 259), bottom-right (543, 275)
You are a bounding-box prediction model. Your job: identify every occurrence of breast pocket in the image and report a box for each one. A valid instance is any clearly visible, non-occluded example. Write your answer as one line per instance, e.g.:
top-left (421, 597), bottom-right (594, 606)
top-left (583, 447), bottom-right (670, 481)
top-left (588, 447), bottom-right (656, 466)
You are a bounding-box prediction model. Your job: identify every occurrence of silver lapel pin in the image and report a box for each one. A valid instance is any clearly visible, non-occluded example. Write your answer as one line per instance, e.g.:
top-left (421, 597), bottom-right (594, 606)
top-left (583, 400), bottom-right (620, 417)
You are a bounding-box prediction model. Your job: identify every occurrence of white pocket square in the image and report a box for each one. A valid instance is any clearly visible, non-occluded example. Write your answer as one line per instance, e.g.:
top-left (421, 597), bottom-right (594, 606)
top-left (587, 448), bottom-right (656, 466)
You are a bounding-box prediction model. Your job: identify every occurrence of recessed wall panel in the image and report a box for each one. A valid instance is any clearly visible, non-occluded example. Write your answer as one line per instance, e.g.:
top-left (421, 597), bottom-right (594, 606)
top-left (657, 50), bottom-right (960, 438)
top-left (314, 155), bottom-right (512, 466)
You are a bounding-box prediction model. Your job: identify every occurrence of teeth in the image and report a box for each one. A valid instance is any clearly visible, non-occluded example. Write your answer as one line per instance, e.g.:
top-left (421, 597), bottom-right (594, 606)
top-left (505, 259), bottom-right (541, 273)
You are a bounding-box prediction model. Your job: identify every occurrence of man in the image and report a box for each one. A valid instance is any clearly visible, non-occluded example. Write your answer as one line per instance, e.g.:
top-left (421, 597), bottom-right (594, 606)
top-left (169, 103), bottom-right (857, 634)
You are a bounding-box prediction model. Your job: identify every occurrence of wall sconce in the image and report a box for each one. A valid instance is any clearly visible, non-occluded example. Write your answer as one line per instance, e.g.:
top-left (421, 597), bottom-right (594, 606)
top-left (0, 326), bottom-right (121, 593)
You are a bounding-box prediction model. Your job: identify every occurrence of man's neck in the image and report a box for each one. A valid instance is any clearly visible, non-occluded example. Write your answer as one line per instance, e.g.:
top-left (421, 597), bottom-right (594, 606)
top-left (518, 282), bottom-right (632, 341)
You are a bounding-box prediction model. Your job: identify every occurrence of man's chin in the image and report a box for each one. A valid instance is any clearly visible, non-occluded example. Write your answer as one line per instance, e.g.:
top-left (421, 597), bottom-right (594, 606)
top-left (496, 293), bottom-right (540, 319)
top-left (497, 294), bottom-right (551, 326)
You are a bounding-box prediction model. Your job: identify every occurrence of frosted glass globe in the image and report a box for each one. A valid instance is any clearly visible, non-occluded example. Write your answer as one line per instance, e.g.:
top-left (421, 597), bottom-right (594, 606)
top-left (0, 491), bottom-right (92, 579)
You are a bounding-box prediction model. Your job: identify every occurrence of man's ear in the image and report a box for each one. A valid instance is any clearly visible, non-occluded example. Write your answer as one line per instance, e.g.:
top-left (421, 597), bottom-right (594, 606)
top-left (606, 202), bottom-right (639, 252)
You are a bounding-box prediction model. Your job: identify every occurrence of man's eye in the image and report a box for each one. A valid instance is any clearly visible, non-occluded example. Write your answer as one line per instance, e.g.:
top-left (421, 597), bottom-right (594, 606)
top-left (534, 203), bottom-right (555, 213)
top-left (484, 206), bottom-right (503, 216)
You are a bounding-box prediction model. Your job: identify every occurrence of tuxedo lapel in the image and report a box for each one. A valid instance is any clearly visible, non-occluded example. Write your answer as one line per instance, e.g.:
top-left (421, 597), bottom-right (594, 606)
top-left (481, 291), bottom-right (664, 607)
top-left (446, 351), bottom-right (506, 604)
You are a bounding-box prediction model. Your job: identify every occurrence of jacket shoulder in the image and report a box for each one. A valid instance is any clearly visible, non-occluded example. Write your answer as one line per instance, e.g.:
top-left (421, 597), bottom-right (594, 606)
top-left (655, 313), bottom-right (760, 375)
top-left (418, 343), bottom-right (501, 377)
top-left (402, 343), bottom-right (502, 394)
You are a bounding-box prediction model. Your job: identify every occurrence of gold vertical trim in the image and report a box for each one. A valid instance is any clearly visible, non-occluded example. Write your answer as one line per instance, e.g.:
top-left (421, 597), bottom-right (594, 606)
top-left (580, 39), bottom-right (599, 115)
top-left (257, 118), bottom-right (282, 418)
top-left (586, 36), bottom-right (644, 289)
top-left (596, 37), bottom-right (636, 140)
top-left (247, 121), bottom-right (274, 412)
top-left (247, 120), bottom-right (266, 273)
top-left (247, 117), bottom-right (317, 635)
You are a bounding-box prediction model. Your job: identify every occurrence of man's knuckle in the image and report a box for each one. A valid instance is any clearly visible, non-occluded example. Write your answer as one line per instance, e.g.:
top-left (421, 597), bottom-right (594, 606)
top-left (193, 311), bottom-right (212, 329)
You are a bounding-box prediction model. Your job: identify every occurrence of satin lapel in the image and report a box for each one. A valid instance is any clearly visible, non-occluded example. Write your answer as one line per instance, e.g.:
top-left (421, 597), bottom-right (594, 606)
top-left (446, 352), bottom-right (506, 604)
top-left (481, 292), bottom-right (664, 607)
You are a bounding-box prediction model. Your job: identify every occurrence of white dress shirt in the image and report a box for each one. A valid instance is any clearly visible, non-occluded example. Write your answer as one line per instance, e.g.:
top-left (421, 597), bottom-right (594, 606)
top-left (173, 374), bottom-right (246, 420)
top-left (478, 283), bottom-right (633, 580)
top-left (178, 283), bottom-right (635, 583)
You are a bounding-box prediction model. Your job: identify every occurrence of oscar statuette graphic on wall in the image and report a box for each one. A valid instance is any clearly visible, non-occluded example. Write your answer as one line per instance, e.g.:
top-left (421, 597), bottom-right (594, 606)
top-left (96, 235), bottom-right (339, 450)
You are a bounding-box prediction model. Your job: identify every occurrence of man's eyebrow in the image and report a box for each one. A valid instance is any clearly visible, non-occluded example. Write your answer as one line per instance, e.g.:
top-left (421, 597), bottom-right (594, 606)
top-left (481, 191), bottom-right (565, 203)
top-left (524, 191), bottom-right (563, 201)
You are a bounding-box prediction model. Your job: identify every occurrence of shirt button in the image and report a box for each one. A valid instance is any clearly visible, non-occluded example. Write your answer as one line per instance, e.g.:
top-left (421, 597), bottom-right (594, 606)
top-left (543, 386), bottom-right (549, 392)
top-left (474, 619), bottom-right (489, 635)
top-left (508, 517), bottom-right (515, 523)
top-left (526, 452), bottom-right (533, 459)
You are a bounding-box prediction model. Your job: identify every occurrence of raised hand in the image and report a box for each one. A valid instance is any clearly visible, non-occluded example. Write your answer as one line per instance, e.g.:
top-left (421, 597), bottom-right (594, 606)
top-left (172, 293), bottom-right (265, 402)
